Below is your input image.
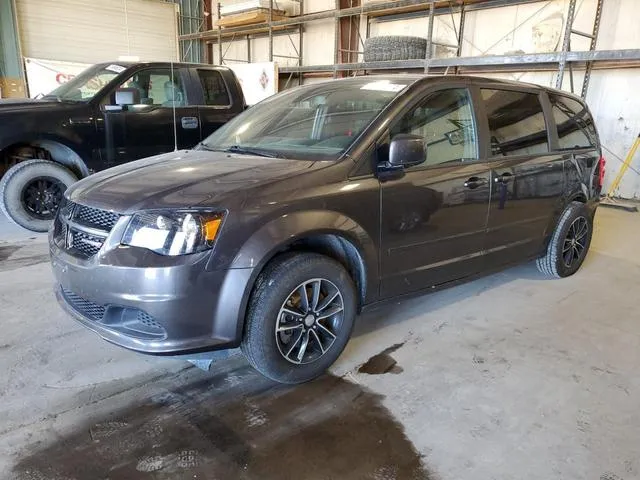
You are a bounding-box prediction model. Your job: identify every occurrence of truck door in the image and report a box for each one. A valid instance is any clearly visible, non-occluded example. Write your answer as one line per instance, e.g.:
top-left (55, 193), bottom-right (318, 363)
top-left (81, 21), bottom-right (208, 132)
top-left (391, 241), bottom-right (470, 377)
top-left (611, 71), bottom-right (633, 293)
top-left (99, 66), bottom-right (201, 165)
top-left (192, 68), bottom-right (239, 139)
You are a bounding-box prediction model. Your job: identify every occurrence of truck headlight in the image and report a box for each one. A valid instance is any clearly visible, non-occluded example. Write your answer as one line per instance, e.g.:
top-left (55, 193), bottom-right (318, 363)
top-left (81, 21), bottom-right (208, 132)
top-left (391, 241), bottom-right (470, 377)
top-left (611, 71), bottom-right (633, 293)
top-left (122, 211), bottom-right (224, 256)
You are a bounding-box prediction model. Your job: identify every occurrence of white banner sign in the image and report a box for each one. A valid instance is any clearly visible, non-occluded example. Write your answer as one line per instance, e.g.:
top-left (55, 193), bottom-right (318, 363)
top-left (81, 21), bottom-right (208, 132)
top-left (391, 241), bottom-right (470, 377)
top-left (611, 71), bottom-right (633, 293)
top-left (228, 62), bottom-right (278, 106)
top-left (25, 57), bottom-right (279, 105)
top-left (24, 57), bottom-right (91, 98)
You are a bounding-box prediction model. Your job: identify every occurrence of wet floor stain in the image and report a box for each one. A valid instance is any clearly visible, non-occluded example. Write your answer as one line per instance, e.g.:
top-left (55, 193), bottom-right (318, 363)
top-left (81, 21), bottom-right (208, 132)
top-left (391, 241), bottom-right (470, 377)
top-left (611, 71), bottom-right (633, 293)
top-left (358, 343), bottom-right (405, 375)
top-left (0, 245), bottom-right (22, 262)
top-left (12, 355), bottom-right (433, 480)
top-left (0, 244), bottom-right (50, 272)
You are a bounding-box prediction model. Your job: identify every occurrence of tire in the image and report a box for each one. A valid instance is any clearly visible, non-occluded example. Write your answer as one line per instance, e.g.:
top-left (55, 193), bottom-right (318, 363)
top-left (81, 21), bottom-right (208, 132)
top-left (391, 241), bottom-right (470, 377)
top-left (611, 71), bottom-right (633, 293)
top-left (0, 159), bottom-right (78, 232)
top-left (363, 35), bottom-right (427, 62)
top-left (241, 252), bottom-right (357, 384)
top-left (536, 201), bottom-right (593, 278)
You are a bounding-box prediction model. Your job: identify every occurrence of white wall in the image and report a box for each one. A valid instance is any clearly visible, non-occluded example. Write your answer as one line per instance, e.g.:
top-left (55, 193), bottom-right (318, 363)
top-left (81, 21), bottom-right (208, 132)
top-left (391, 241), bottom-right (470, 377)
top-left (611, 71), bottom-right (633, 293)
top-left (17, 0), bottom-right (179, 63)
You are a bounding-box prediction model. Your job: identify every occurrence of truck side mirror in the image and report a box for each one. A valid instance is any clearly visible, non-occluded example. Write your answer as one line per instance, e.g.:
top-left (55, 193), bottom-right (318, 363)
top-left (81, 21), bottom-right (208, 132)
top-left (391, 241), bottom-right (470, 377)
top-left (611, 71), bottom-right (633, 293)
top-left (114, 88), bottom-right (140, 106)
top-left (388, 134), bottom-right (426, 168)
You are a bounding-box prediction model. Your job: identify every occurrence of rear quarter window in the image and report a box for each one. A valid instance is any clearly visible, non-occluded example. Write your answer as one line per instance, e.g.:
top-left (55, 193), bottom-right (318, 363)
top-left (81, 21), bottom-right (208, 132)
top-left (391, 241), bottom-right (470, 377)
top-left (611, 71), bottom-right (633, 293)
top-left (549, 94), bottom-right (597, 150)
top-left (481, 89), bottom-right (549, 157)
top-left (197, 69), bottom-right (231, 106)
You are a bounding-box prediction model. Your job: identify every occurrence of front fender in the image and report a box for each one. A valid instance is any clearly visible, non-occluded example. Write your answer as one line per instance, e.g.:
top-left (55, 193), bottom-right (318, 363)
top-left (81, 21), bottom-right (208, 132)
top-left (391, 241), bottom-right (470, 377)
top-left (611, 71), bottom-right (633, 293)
top-left (225, 210), bottom-right (379, 341)
top-left (231, 210), bottom-right (377, 273)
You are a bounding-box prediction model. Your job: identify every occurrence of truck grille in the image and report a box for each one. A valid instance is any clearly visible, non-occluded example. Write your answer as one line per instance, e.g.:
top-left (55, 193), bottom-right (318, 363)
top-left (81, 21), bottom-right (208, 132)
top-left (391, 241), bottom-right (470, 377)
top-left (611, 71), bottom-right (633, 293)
top-left (53, 199), bottom-right (121, 259)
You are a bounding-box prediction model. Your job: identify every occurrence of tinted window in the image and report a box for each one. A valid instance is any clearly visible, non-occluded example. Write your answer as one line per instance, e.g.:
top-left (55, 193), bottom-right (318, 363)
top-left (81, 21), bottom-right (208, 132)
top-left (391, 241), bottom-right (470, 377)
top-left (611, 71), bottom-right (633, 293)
top-left (482, 89), bottom-right (548, 156)
top-left (549, 94), bottom-right (597, 149)
top-left (198, 69), bottom-right (230, 106)
top-left (116, 68), bottom-right (187, 107)
top-left (391, 88), bottom-right (478, 166)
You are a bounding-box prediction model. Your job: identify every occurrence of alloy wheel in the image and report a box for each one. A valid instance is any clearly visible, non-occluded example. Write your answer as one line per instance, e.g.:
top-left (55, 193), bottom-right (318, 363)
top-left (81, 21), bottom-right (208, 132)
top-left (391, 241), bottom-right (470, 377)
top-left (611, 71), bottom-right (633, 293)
top-left (20, 176), bottom-right (65, 220)
top-left (275, 278), bottom-right (344, 365)
top-left (562, 216), bottom-right (589, 268)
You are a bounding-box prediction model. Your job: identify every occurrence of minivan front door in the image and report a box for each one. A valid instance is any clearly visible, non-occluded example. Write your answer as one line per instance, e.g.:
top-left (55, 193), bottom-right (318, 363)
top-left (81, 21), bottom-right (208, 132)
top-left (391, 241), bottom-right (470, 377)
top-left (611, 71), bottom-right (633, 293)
top-left (480, 88), bottom-right (565, 267)
top-left (380, 88), bottom-right (490, 298)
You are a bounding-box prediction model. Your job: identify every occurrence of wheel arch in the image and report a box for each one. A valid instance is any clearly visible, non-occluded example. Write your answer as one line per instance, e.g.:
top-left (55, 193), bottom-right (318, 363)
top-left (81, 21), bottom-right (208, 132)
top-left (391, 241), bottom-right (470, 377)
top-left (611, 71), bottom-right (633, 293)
top-left (1, 138), bottom-right (90, 180)
top-left (223, 210), bottom-right (379, 343)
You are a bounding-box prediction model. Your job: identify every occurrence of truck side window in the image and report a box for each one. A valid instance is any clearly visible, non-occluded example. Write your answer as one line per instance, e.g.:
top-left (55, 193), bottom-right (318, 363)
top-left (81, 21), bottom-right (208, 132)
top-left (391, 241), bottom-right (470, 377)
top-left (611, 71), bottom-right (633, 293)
top-left (391, 88), bottom-right (478, 167)
top-left (549, 94), bottom-right (597, 149)
top-left (197, 70), bottom-right (231, 106)
top-left (481, 89), bottom-right (548, 157)
top-left (115, 68), bottom-right (187, 107)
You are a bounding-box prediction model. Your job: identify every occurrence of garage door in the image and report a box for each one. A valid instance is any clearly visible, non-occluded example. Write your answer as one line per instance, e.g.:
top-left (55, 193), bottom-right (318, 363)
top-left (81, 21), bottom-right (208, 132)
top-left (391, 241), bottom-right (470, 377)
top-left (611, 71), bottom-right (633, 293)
top-left (17, 0), bottom-right (179, 63)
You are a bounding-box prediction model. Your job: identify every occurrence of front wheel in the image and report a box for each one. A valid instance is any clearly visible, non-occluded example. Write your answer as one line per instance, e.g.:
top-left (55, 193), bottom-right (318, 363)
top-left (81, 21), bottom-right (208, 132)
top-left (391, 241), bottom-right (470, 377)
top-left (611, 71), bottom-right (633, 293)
top-left (0, 159), bottom-right (78, 232)
top-left (536, 201), bottom-right (594, 278)
top-left (241, 253), bottom-right (357, 384)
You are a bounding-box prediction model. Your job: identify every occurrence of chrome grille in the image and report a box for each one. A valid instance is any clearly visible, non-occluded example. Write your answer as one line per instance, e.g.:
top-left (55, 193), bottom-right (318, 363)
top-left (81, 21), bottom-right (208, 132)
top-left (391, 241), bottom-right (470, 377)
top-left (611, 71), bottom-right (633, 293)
top-left (61, 288), bottom-right (106, 321)
top-left (75, 205), bottom-right (120, 231)
top-left (54, 198), bottom-right (121, 260)
top-left (69, 230), bottom-right (104, 258)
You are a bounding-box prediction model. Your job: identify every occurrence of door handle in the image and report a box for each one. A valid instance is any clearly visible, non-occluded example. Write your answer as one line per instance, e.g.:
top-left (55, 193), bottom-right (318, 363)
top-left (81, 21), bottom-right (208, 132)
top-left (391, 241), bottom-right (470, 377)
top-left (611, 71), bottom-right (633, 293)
top-left (494, 172), bottom-right (513, 183)
top-left (463, 177), bottom-right (488, 189)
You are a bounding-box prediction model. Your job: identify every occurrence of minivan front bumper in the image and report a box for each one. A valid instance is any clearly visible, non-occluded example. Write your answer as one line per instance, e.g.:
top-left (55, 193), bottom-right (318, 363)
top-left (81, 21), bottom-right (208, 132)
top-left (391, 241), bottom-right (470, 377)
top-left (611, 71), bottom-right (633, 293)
top-left (49, 234), bottom-right (253, 354)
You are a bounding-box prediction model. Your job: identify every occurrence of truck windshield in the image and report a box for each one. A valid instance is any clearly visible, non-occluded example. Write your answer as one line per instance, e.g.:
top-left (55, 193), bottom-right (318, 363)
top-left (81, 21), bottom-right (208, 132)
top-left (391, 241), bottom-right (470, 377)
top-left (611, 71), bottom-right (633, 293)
top-left (42, 64), bottom-right (128, 102)
top-left (201, 78), bottom-right (411, 161)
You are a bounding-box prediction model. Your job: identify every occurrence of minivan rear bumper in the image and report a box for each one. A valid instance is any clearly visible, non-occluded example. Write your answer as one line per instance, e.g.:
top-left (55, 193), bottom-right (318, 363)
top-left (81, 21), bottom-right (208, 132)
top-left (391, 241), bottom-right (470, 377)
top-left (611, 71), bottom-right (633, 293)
top-left (50, 236), bottom-right (253, 354)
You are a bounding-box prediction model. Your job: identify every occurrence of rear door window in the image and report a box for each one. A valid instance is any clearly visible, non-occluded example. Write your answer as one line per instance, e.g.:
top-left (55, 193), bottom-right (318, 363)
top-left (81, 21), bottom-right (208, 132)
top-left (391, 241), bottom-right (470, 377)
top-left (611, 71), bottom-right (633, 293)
top-left (481, 89), bottom-right (549, 157)
top-left (197, 69), bottom-right (231, 106)
top-left (549, 94), bottom-right (597, 149)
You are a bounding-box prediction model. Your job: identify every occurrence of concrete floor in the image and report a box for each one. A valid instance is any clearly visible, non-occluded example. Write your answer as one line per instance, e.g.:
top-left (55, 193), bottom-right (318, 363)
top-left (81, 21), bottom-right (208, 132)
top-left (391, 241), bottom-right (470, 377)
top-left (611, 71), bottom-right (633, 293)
top-left (1, 207), bottom-right (639, 480)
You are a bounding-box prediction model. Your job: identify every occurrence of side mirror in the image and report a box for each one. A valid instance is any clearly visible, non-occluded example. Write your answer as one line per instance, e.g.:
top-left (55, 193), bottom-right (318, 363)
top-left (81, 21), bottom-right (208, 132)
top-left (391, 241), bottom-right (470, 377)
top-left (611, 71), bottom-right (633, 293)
top-left (388, 134), bottom-right (426, 169)
top-left (114, 88), bottom-right (140, 106)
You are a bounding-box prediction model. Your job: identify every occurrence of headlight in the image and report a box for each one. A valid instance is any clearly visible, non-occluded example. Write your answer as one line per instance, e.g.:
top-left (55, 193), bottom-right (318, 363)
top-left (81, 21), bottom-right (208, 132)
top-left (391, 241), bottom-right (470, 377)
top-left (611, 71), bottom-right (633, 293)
top-left (122, 211), bottom-right (225, 256)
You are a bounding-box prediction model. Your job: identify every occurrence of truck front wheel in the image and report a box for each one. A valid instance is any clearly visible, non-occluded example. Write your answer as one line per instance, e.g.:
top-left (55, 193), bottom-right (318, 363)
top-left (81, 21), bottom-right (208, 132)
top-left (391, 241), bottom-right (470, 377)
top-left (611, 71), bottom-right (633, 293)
top-left (0, 159), bottom-right (78, 232)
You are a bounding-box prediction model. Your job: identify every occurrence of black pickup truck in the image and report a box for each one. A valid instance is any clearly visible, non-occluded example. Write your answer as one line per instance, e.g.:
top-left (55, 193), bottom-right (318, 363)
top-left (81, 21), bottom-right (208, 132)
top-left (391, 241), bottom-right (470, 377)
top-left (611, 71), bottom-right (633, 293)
top-left (0, 61), bottom-right (245, 232)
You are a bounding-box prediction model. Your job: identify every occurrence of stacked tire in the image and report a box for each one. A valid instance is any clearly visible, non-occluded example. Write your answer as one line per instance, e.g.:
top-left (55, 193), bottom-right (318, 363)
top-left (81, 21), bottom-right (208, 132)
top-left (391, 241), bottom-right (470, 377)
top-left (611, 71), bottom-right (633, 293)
top-left (363, 36), bottom-right (427, 62)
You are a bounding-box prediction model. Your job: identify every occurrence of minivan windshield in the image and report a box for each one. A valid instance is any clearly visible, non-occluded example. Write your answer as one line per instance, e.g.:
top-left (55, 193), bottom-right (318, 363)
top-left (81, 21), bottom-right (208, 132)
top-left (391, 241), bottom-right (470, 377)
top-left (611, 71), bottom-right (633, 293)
top-left (201, 78), bottom-right (412, 160)
top-left (42, 63), bottom-right (128, 102)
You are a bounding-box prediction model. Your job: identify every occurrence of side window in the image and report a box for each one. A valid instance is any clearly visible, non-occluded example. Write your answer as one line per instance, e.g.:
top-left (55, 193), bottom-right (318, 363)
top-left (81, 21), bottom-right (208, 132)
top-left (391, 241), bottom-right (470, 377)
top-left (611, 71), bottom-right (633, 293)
top-left (391, 88), bottom-right (478, 167)
top-left (115, 68), bottom-right (187, 107)
top-left (549, 94), bottom-right (597, 149)
top-left (481, 89), bottom-right (548, 156)
top-left (198, 69), bottom-right (230, 106)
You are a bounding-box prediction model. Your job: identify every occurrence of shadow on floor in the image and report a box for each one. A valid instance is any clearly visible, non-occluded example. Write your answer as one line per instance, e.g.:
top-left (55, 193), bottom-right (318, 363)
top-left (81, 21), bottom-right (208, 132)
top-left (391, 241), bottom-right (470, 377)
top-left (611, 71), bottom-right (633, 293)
top-left (11, 355), bottom-right (434, 480)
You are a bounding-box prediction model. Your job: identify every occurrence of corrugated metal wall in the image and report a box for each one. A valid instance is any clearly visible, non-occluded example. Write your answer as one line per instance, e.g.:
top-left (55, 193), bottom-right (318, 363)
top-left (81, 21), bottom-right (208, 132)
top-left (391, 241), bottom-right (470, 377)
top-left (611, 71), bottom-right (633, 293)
top-left (16, 0), bottom-right (179, 63)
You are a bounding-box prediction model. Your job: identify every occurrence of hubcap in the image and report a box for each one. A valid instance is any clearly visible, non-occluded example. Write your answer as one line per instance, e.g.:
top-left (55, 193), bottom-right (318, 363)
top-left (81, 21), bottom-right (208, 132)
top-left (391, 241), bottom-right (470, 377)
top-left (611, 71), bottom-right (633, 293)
top-left (275, 278), bottom-right (344, 365)
top-left (20, 176), bottom-right (66, 220)
top-left (563, 216), bottom-right (589, 268)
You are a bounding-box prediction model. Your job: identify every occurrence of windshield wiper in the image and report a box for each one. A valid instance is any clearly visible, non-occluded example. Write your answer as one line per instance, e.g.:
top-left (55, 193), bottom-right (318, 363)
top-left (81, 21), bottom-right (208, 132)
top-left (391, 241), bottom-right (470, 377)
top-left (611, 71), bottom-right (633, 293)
top-left (224, 145), bottom-right (284, 158)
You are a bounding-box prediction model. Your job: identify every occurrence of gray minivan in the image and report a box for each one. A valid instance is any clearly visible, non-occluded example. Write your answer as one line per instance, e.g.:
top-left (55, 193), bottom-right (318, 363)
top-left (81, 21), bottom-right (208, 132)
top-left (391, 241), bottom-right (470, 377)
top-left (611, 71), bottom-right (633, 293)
top-left (49, 75), bottom-right (604, 384)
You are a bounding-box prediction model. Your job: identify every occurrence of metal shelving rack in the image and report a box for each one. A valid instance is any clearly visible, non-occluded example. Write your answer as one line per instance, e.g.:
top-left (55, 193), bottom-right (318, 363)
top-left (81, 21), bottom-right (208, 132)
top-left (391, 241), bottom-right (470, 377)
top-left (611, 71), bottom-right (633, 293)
top-left (179, 0), bottom-right (640, 98)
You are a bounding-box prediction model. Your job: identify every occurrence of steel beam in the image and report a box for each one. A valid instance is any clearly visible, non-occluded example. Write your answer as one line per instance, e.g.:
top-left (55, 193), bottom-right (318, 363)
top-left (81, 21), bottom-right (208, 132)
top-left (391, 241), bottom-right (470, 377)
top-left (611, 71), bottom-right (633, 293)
top-left (180, 0), bottom-right (549, 41)
top-left (556, 0), bottom-right (576, 89)
top-left (279, 49), bottom-right (640, 74)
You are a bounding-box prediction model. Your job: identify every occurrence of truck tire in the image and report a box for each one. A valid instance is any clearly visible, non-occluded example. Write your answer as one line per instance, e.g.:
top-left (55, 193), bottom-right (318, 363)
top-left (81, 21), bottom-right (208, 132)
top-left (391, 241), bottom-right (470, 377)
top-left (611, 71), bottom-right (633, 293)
top-left (0, 159), bottom-right (78, 232)
top-left (241, 252), bottom-right (357, 384)
top-left (363, 36), bottom-right (427, 62)
top-left (536, 201), bottom-right (593, 278)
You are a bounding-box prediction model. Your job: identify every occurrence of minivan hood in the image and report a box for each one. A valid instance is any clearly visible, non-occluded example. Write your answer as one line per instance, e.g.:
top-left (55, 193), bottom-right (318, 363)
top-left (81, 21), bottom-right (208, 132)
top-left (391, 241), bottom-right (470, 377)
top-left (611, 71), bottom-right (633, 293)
top-left (67, 149), bottom-right (316, 213)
